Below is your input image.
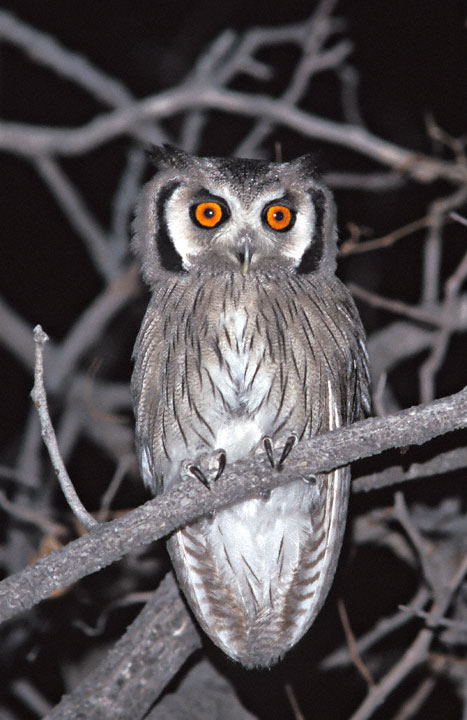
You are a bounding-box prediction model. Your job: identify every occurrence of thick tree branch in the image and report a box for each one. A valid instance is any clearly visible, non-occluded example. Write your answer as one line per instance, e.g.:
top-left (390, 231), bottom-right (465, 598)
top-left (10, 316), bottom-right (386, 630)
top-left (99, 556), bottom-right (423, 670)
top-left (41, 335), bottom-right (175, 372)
top-left (0, 386), bottom-right (465, 625)
top-left (44, 573), bottom-right (201, 720)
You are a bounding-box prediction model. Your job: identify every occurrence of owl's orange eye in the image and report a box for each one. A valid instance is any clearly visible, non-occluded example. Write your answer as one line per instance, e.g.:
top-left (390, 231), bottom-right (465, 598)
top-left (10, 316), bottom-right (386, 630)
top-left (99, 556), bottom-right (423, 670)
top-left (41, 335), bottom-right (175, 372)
top-left (193, 201), bottom-right (224, 228)
top-left (264, 204), bottom-right (295, 232)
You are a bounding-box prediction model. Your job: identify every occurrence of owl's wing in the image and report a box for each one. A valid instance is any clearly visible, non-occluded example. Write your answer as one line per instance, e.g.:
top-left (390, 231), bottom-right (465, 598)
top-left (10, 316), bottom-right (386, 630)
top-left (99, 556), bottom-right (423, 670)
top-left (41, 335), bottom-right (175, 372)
top-left (308, 276), bottom-right (371, 428)
top-left (131, 300), bottom-right (165, 494)
top-left (276, 278), bottom-right (370, 650)
top-left (288, 377), bottom-right (352, 651)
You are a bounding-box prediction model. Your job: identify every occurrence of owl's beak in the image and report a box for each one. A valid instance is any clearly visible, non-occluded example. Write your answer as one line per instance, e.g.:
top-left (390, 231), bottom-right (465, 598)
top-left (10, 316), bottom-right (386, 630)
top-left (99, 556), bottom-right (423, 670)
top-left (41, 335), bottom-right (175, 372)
top-left (237, 242), bottom-right (251, 275)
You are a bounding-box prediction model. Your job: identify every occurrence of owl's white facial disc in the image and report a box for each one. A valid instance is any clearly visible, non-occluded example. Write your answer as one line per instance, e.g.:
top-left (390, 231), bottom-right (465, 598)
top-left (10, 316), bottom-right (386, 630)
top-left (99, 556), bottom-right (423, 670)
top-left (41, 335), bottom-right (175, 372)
top-left (160, 180), bottom-right (325, 273)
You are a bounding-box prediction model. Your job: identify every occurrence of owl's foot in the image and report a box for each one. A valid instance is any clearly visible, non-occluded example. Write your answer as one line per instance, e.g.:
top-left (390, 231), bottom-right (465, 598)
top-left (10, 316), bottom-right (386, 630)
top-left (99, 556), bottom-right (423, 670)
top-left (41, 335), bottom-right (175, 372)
top-left (262, 434), bottom-right (298, 469)
top-left (185, 449), bottom-right (226, 490)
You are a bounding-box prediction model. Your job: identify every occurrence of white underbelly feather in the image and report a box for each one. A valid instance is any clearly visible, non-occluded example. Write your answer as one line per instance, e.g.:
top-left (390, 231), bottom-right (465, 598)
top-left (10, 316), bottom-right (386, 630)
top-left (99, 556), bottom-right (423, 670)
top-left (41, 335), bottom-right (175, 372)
top-left (168, 465), bottom-right (350, 666)
top-left (204, 308), bottom-right (273, 461)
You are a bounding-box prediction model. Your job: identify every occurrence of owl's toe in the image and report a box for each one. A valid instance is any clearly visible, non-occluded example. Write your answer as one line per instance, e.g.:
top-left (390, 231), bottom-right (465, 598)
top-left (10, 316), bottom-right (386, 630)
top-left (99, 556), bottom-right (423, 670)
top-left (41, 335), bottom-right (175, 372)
top-left (184, 448), bottom-right (227, 490)
top-left (214, 450), bottom-right (226, 480)
top-left (186, 463), bottom-right (210, 489)
top-left (263, 436), bottom-right (275, 467)
top-left (262, 433), bottom-right (298, 469)
top-left (278, 433), bottom-right (298, 468)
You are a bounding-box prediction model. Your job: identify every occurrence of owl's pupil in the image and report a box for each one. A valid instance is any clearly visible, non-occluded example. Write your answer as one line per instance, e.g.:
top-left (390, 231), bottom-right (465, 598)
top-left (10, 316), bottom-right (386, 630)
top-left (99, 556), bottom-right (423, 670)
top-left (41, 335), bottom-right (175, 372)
top-left (274, 211), bottom-right (284, 221)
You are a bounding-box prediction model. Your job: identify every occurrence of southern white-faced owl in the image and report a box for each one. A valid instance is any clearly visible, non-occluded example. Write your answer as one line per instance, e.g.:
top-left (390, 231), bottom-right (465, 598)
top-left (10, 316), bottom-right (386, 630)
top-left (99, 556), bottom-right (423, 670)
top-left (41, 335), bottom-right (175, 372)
top-left (131, 145), bottom-right (370, 668)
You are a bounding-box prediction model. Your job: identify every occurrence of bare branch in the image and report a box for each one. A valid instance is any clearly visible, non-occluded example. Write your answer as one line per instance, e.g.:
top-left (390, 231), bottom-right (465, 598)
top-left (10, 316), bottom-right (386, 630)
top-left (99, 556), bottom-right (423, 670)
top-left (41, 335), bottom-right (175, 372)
top-left (349, 627), bottom-right (434, 720)
top-left (0, 489), bottom-right (64, 537)
top-left (1, 386), bottom-right (466, 625)
top-left (393, 492), bottom-right (442, 601)
top-left (47, 263), bottom-right (140, 394)
top-left (350, 283), bottom-right (455, 328)
top-left (348, 514), bottom-right (467, 720)
top-left (419, 186), bottom-right (467, 403)
top-left (353, 446), bottom-right (467, 493)
top-left (340, 215), bottom-right (432, 256)
top-left (34, 156), bottom-right (117, 281)
top-left (322, 587), bottom-right (431, 670)
top-left (31, 325), bottom-right (97, 530)
top-left (0, 9), bottom-right (167, 145)
top-left (399, 605), bottom-right (467, 635)
top-left (337, 598), bottom-right (375, 687)
top-left (43, 573), bottom-right (201, 720)
top-left (1, 88), bottom-right (466, 185)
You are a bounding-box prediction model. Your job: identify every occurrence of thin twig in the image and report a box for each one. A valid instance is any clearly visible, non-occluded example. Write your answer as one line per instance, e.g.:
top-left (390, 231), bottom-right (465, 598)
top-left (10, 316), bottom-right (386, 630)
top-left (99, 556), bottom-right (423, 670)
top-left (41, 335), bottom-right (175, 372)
top-left (337, 598), bottom-right (375, 687)
top-left (349, 628), bottom-right (434, 720)
top-left (353, 445), bottom-right (467, 493)
top-left (390, 676), bottom-right (437, 720)
top-left (393, 492), bottom-right (441, 600)
top-left (34, 156), bottom-right (117, 281)
top-left (450, 211), bottom-right (467, 227)
top-left (97, 455), bottom-right (133, 522)
top-left (284, 683), bottom-right (306, 720)
top-left (0, 490), bottom-right (64, 537)
top-left (349, 283), bottom-right (448, 327)
top-left (30, 326), bottom-right (97, 530)
top-left (321, 586), bottom-right (430, 670)
top-left (398, 606), bottom-right (467, 634)
top-left (340, 216), bottom-right (432, 256)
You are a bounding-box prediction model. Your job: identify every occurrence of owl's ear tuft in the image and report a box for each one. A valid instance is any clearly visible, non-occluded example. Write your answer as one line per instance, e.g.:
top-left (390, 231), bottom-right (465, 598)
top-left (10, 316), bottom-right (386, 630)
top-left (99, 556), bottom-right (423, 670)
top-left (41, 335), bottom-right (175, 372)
top-left (149, 144), bottom-right (194, 171)
top-left (290, 154), bottom-right (320, 179)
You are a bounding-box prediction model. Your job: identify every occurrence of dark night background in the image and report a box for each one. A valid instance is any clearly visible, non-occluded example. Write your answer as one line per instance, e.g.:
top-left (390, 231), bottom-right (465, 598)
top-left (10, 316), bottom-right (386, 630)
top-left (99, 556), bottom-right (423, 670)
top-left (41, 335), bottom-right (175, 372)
top-left (0, 1), bottom-right (466, 718)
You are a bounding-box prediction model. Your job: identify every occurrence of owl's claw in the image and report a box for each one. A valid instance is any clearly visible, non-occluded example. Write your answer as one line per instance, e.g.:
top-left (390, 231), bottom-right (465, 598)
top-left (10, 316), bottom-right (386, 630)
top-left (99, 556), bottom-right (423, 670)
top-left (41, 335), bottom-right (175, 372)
top-left (186, 449), bottom-right (226, 490)
top-left (188, 464), bottom-right (211, 489)
top-left (263, 437), bottom-right (274, 467)
top-left (262, 433), bottom-right (298, 469)
top-left (278, 434), bottom-right (298, 467)
top-left (214, 450), bottom-right (226, 481)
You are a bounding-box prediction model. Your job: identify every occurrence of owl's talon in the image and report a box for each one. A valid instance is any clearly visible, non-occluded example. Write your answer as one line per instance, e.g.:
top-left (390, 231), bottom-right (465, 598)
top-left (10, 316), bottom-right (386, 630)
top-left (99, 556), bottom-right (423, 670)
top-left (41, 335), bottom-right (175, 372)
top-left (214, 450), bottom-right (227, 481)
top-left (278, 433), bottom-right (298, 467)
top-left (188, 464), bottom-right (211, 490)
top-left (186, 449), bottom-right (226, 489)
top-left (263, 436), bottom-right (274, 468)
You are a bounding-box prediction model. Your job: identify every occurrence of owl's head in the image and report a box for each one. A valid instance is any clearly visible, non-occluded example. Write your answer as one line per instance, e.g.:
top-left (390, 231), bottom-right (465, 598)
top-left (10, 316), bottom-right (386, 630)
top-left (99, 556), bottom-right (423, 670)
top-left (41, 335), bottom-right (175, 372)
top-left (133, 145), bottom-right (338, 286)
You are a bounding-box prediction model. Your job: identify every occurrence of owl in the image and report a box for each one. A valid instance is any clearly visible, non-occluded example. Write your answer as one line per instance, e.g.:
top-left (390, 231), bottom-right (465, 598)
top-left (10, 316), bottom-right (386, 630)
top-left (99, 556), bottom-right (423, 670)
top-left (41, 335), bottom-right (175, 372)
top-left (131, 145), bottom-right (370, 668)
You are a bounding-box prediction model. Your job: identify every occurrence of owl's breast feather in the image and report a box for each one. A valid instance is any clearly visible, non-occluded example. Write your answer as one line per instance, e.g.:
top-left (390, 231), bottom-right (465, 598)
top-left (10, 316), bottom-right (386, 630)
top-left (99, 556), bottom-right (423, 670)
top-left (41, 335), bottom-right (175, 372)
top-left (204, 305), bottom-right (274, 462)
